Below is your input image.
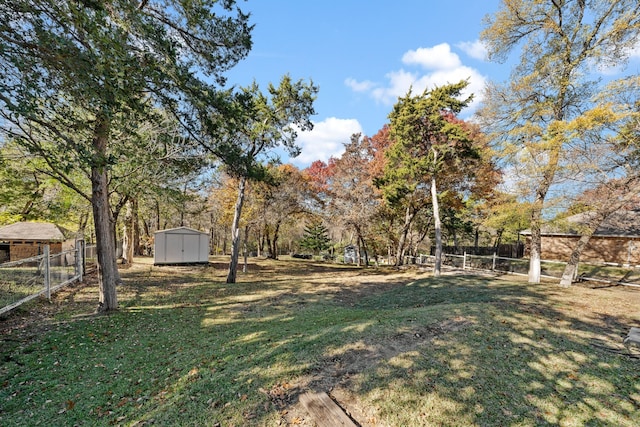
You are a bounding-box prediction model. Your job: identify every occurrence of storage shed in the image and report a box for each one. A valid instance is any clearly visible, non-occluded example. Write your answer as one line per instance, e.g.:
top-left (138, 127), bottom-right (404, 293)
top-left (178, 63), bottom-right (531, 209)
top-left (154, 227), bottom-right (209, 265)
top-left (0, 222), bottom-right (69, 262)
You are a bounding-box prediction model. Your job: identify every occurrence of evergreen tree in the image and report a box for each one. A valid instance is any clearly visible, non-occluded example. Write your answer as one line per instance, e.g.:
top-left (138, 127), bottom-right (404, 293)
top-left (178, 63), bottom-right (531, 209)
top-left (299, 221), bottom-right (331, 255)
top-left (0, 0), bottom-right (252, 311)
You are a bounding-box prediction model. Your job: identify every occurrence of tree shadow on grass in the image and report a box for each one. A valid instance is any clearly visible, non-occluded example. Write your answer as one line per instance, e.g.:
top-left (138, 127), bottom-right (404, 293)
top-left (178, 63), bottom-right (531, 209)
top-left (323, 276), bottom-right (640, 426)
top-left (2, 264), bottom-right (640, 426)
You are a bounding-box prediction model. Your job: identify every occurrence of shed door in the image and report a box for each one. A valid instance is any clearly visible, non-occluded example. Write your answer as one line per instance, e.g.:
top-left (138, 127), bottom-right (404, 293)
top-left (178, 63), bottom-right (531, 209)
top-left (165, 234), bottom-right (184, 263)
top-left (183, 233), bottom-right (200, 262)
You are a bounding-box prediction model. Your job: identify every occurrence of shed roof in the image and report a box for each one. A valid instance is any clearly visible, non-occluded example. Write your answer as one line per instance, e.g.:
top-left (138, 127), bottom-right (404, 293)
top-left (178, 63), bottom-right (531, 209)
top-left (154, 226), bottom-right (208, 235)
top-left (0, 222), bottom-right (68, 242)
top-left (522, 209), bottom-right (640, 238)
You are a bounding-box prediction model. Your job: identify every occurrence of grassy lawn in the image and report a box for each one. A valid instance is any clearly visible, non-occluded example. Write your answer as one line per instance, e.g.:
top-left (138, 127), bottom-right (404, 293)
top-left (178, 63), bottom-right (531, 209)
top-left (1, 256), bottom-right (639, 426)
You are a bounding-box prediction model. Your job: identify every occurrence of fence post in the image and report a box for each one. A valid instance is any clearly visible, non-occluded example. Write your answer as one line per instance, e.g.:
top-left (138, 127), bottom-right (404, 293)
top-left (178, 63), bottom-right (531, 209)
top-left (463, 252), bottom-right (467, 270)
top-left (492, 253), bottom-right (497, 271)
top-left (76, 239), bottom-right (84, 282)
top-left (44, 245), bottom-right (51, 301)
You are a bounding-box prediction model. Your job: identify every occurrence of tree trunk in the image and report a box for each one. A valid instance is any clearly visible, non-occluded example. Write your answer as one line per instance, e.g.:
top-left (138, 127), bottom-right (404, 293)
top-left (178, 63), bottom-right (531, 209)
top-left (395, 205), bottom-right (415, 266)
top-left (528, 140), bottom-right (560, 283)
top-left (91, 113), bottom-right (119, 312)
top-left (528, 204), bottom-right (543, 284)
top-left (452, 228), bottom-right (459, 250)
top-left (111, 197), bottom-right (127, 260)
top-left (358, 233), bottom-right (369, 267)
top-left (268, 222), bottom-right (281, 260)
top-left (265, 226), bottom-right (273, 258)
top-left (431, 176), bottom-right (442, 277)
top-left (243, 225), bottom-right (249, 273)
top-left (227, 176), bottom-right (246, 283)
top-left (133, 198), bottom-right (141, 256)
top-left (122, 199), bottom-right (134, 266)
top-left (559, 232), bottom-right (593, 287)
top-left (474, 228), bottom-right (479, 252)
top-left (257, 225), bottom-right (265, 256)
top-left (155, 199), bottom-right (160, 231)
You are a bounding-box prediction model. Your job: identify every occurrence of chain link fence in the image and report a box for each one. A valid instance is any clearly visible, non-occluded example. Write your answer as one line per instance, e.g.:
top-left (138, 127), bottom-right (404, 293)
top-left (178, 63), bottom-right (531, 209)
top-left (0, 241), bottom-right (95, 315)
top-left (413, 252), bottom-right (640, 287)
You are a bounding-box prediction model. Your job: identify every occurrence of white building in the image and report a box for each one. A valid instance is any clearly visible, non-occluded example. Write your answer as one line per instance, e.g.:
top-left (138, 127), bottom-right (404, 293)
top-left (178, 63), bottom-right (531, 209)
top-left (154, 227), bottom-right (209, 265)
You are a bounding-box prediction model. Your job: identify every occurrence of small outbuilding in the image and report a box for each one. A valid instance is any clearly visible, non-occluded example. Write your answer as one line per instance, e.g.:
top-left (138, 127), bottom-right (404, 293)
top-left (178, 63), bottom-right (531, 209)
top-left (154, 227), bottom-right (209, 265)
top-left (344, 245), bottom-right (357, 264)
top-left (0, 222), bottom-right (69, 262)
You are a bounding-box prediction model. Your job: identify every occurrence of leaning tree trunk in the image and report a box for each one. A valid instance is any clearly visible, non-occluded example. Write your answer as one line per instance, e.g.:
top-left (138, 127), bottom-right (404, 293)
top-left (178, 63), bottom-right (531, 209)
top-left (560, 208), bottom-right (616, 287)
top-left (431, 176), bottom-right (442, 277)
top-left (227, 176), bottom-right (246, 283)
top-left (91, 113), bottom-right (120, 312)
top-left (355, 226), bottom-right (369, 267)
top-left (559, 232), bottom-right (594, 287)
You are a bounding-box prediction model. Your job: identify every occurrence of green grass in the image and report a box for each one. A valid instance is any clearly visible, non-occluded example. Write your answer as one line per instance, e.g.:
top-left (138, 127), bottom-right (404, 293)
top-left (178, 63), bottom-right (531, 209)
top-left (1, 257), bottom-right (639, 426)
top-left (0, 266), bottom-right (45, 308)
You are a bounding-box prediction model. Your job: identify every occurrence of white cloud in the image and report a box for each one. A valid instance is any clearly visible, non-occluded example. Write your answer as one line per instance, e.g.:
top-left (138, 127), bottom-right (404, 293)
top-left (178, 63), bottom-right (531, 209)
top-left (344, 77), bottom-right (377, 92)
top-left (292, 117), bottom-right (363, 166)
top-left (627, 39), bottom-right (640, 59)
top-left (456, 40), bottom-right (488, 60)
top-left (346, 42), bottom-right (488, 115)
top-left (369, 66), bottom-right (486, 112)
top-left (592, 39), bottom-right (640, 75)
top-left (402, 43), bottom-right (461, 70)
top-left (370, 69), bottom-right (418, 105)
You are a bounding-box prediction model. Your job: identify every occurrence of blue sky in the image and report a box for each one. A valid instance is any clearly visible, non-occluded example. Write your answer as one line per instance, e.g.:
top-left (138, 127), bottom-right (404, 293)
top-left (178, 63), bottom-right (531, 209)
top-left (224, 1), bottom-right (638, 168)
top-left (224, 1), bottom-right (504, 167)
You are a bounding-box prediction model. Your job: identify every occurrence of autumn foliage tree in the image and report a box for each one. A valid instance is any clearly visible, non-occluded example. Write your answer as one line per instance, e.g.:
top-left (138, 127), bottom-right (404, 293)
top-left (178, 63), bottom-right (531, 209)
top-left (326, 133), bottom-right (381, 265)
top-left (480, 0), bottom-right (640, 283)
top-left (257, 164), bottom-right (319, 259)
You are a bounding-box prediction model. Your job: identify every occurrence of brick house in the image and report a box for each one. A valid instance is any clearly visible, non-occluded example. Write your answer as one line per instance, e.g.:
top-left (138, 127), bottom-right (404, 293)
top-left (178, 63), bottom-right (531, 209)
top-left (0, 222), bottom-right (70, 262)
top-left (521, 209), bottom-right (640, 266)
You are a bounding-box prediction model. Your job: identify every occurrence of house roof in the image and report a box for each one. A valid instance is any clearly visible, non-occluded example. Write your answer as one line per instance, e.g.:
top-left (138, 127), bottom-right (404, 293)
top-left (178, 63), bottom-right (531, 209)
top-left (0, 222), bottom-right (68, 242)
top-left (522, 209), bottom-right (640, 238)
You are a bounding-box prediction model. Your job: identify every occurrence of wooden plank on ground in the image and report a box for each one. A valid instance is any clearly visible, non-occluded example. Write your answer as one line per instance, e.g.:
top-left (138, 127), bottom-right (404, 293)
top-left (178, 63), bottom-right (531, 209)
top-left (624, 327), bottom-right (640, 347)
top-left (300, 391), bottom-right (357, 427)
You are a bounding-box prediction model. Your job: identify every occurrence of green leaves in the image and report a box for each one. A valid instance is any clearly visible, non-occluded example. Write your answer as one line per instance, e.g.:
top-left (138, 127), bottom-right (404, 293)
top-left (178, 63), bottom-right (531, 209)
top-left (212, 74), bottom-right (318, 181)
top-left (299, 220), bottom-right (331, 255)
top-left (379, 80), bottom-right (476, 207)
